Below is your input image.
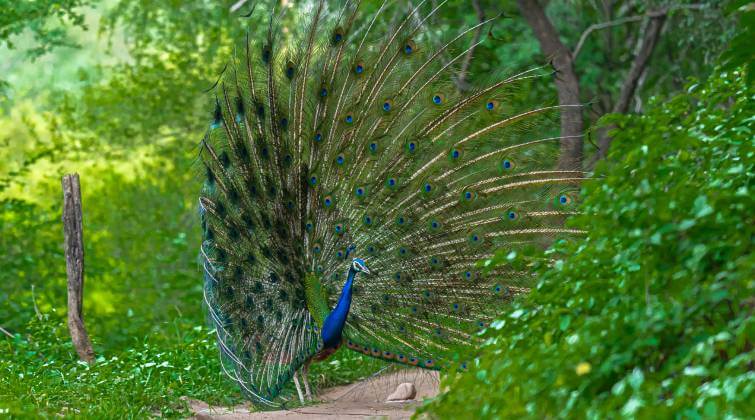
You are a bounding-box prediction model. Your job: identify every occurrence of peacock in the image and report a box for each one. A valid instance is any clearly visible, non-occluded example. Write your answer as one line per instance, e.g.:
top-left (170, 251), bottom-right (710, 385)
top-left (198, 0), bottom-right (585, 406)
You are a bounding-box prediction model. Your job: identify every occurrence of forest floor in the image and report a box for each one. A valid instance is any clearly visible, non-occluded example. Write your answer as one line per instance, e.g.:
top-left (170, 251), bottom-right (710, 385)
top-left (186, 370), bottom-right (439, 419)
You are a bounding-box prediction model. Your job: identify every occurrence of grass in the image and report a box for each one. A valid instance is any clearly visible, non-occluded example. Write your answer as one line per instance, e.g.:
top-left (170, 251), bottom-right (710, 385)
top-left (1, 312), bottom-right (391, 418)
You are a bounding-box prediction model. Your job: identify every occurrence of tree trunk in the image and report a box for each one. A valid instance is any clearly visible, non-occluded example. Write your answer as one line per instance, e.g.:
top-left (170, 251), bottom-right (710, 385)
top-left (62, 173), bottom-right (95, 363)
top-left (594, 13), bottom-right (666, 162)
top-left (517, 0), bottom-right (583, 171)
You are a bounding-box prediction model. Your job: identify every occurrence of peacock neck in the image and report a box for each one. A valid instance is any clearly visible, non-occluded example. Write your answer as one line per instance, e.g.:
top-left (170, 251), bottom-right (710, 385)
top-left (321, 267), bottom-right (357, 349)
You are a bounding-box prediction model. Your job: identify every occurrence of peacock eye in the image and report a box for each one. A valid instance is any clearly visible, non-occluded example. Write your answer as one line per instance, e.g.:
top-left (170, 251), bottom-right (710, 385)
top-left (332, 28), bottom-right (344, 44)
top-left (558, 194), bottom-right (573, 205)
top-left (262, 45), bottom-right (272, 63)
top-left (285, 61), bottom-right (295, 79)
top-left (403, 39), bottom-right (416, 55)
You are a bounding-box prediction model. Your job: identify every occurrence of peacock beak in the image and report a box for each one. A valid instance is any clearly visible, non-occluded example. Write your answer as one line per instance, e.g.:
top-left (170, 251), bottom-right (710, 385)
top-left (362, 266), bottom-right (371, 275)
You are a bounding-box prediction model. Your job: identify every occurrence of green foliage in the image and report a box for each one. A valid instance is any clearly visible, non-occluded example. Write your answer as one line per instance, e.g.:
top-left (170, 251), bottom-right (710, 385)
top-left (1, 314), bottom-right (241, 417)
top-left (0, 141), bottom-right (203, 349)
top-left (0, 0), bottom-right (750, 416)
top-left (0, 0), bottom-right (92, 57)
top-left (419, 68), bottom-right (754, 418)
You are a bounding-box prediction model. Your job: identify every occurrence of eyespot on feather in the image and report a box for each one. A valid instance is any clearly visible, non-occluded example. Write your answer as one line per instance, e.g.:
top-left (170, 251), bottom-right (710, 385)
top-left (353, 60), bottom-right (366, 75)
top-left (261, 44), bottom-right (272, 63)
top-left (556, 193), bottom-right (575, 205)
top-left (405, 139), bottom-right (419, 154)
top-left (332, 27), bottom-right (345, 44)
top-left (504, 207), bottom-right (521, 222)
top-left (485, 99), bottom-right (500, 111)
top-left (322, 194), bottom-right (335, 209)
top-left (449, 147), bottom-right (462, 162)
top-left (285, 60), bottom-right (295, 79)
top-left (354, 185), bottom-right (367, 198)
top-left (402, 39), bottom-right (416, 55)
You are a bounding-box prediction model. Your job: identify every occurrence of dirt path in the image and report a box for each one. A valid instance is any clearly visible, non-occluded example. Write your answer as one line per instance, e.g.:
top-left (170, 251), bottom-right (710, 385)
top-left (187, 370), bottom-right (439, 419)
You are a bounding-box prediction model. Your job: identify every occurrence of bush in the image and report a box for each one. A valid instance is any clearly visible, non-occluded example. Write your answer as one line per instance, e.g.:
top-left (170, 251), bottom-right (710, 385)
top-left (419, 68), bottom-right (754, 418)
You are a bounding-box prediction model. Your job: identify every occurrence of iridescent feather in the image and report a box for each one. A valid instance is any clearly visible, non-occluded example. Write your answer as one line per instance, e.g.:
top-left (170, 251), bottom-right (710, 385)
top-left (199, 0), bottom-right (585, 406)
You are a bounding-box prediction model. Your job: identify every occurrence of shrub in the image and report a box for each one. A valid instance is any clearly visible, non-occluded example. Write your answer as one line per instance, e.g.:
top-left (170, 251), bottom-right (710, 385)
top-left (419, 68), bottom-right (754, 418)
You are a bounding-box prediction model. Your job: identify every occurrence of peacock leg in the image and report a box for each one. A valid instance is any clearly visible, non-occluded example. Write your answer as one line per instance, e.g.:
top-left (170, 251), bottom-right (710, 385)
top-left (302, 360), bottom-right (313, 400)
top-left (292, 371), bottom-right (305, 404)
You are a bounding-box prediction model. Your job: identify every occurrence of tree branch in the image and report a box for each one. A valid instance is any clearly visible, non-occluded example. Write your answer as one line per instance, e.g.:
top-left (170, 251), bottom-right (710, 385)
top-left (593, 13), bottom-right (666, 163)
top-left (573, 4), bottom-right (706, 60)
top-left (574, 14), bottom-right (646, 60)
top-left (612, 15), bottom-right (665, 114)
top-left (0, 325), bottom-right (13, 339)
top-left (455, 0), bottom-right (486, 91)
top-left (517, 0), bottom-right (583, 171)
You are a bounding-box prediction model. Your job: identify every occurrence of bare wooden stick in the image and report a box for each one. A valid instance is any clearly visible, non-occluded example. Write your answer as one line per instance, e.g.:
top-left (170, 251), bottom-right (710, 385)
top-left (62, 173), bottom-right (95, 363)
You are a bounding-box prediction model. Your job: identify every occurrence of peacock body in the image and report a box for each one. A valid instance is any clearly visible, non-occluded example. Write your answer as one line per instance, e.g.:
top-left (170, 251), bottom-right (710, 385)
top-left (199, 0), bottom-right (584, 406)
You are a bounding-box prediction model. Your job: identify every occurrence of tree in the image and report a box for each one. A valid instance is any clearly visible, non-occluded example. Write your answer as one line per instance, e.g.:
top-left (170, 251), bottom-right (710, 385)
top-left (517, 0), bottom-right (583, 171)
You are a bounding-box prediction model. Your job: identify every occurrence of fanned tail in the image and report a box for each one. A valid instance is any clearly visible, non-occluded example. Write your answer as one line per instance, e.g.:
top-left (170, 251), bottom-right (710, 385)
top-left (199, 0), bottom-right (586, 404)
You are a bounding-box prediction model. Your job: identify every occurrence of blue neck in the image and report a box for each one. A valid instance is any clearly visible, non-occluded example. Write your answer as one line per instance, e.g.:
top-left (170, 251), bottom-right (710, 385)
top-left (321, 267), bottom-right (357, 348)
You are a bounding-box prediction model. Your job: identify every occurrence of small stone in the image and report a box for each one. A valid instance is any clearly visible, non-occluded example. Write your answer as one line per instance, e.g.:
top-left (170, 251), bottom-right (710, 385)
top-left (386, 382), bottom-right (417, 402)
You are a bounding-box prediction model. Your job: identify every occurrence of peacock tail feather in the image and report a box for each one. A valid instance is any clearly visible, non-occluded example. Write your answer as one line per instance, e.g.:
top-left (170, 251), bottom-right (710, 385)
top-left (199, 0), bottom-right (585, 406)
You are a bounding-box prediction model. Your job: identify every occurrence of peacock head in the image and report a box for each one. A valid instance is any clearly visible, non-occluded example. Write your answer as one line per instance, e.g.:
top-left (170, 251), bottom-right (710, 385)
top-left (351, 258), bottom-right (371, 275)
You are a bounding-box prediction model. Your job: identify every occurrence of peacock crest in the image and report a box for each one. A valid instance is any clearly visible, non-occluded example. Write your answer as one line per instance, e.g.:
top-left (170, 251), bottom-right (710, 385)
top-left (199, 0), bottom-right (585, 406)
